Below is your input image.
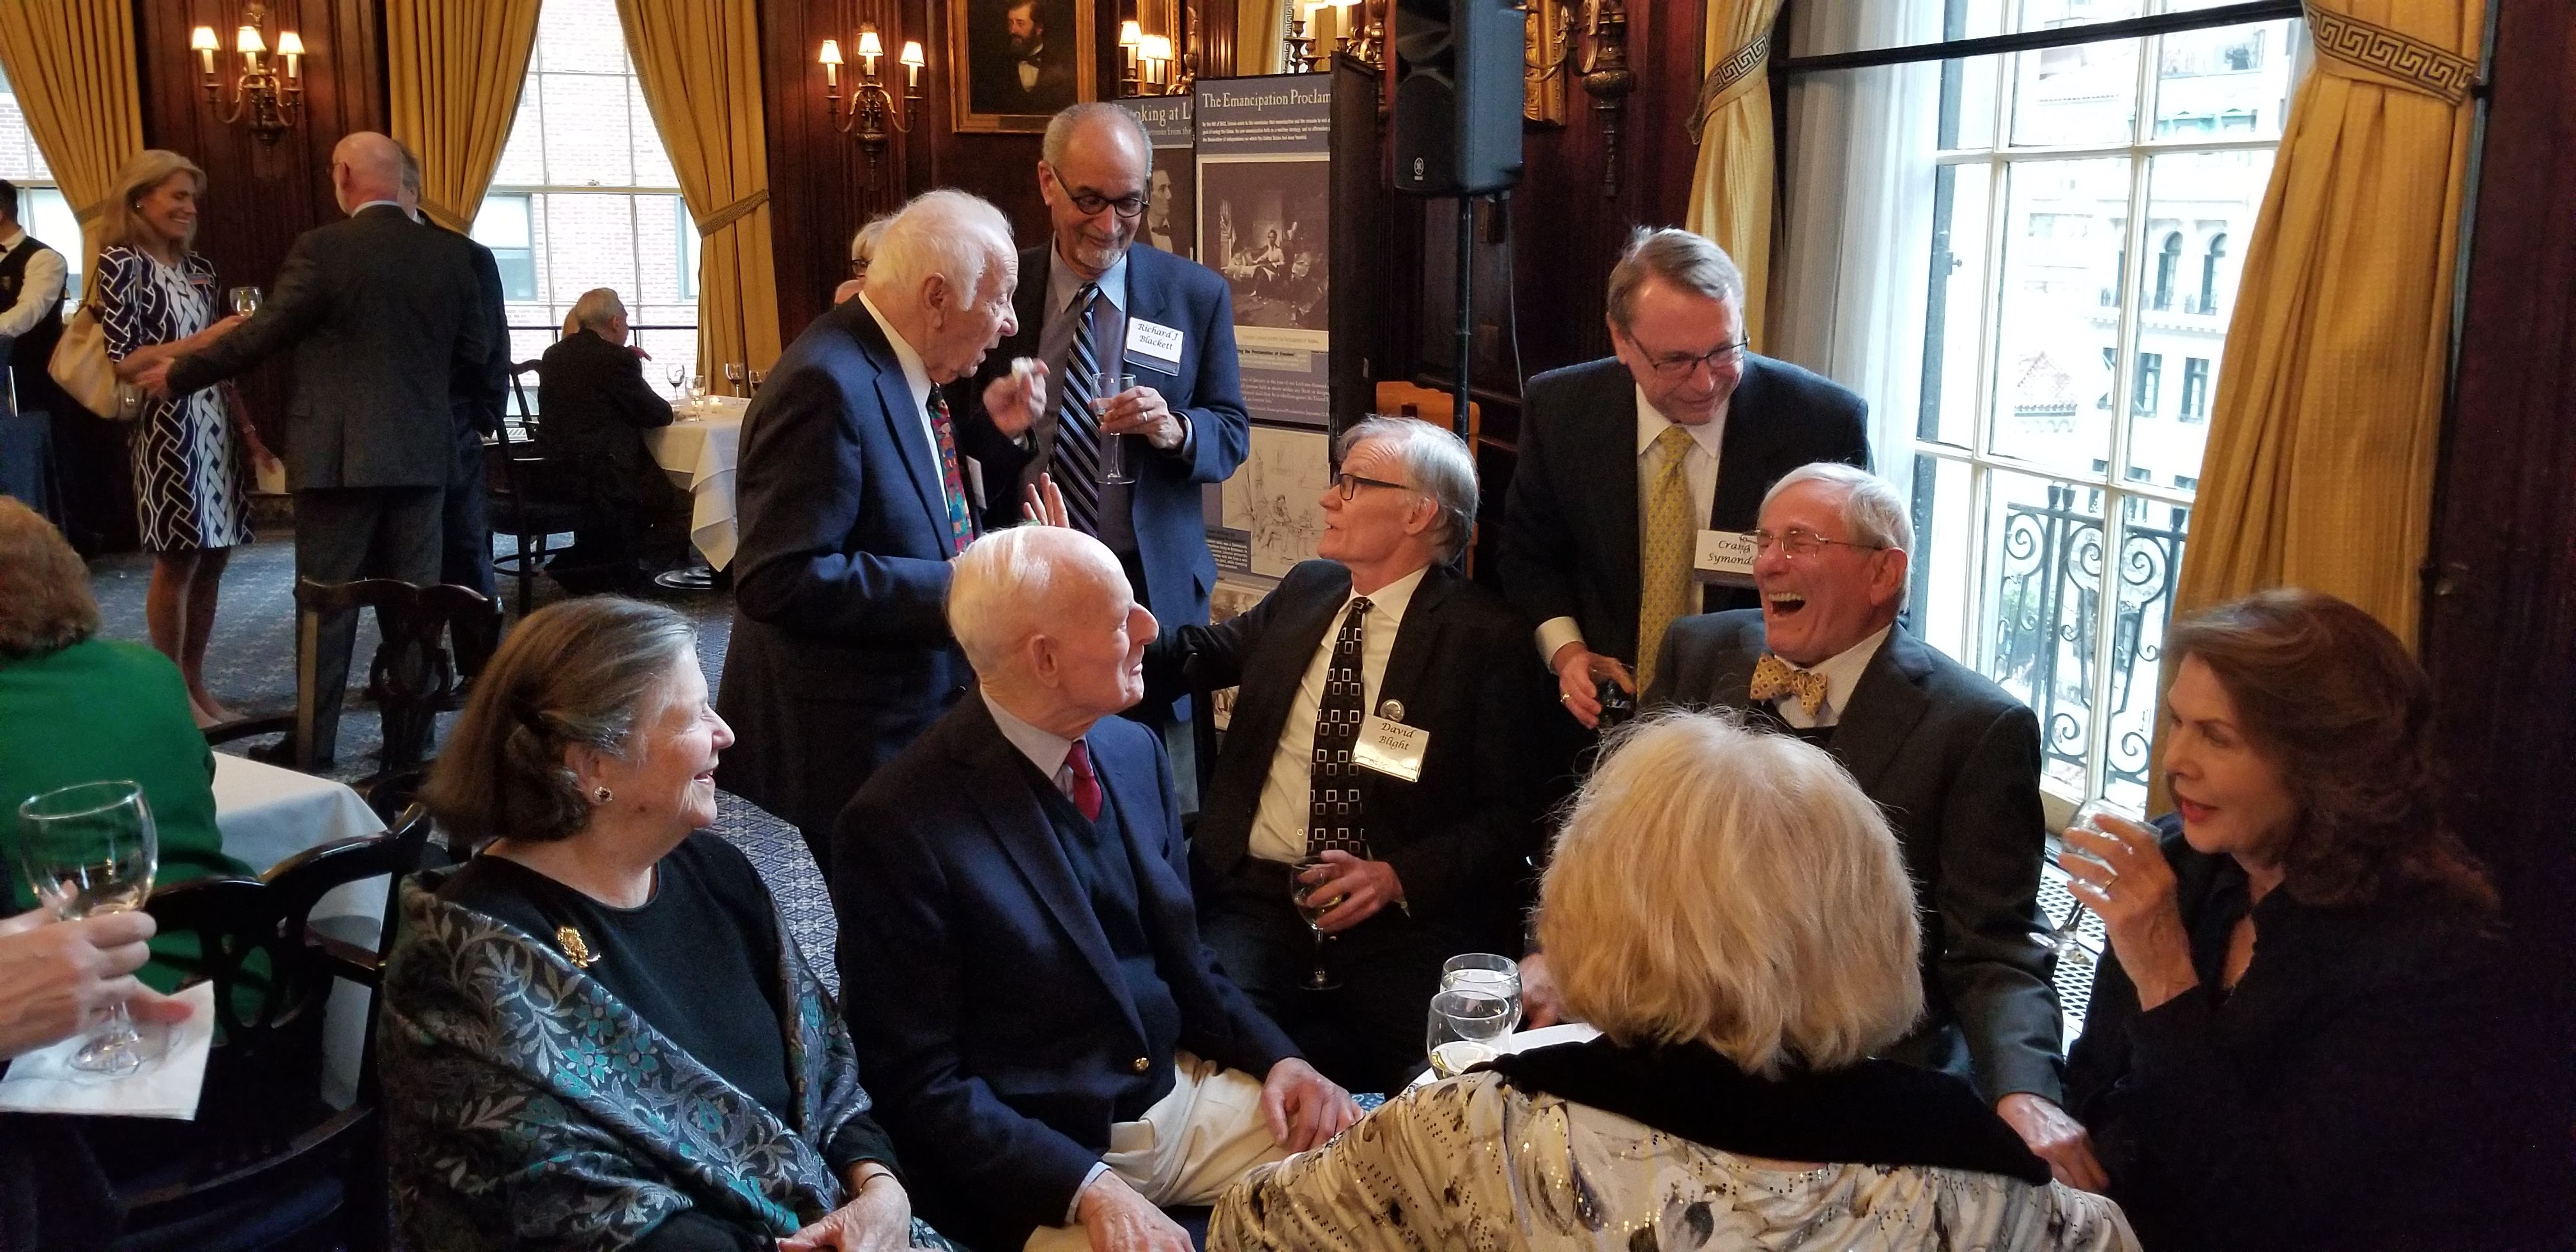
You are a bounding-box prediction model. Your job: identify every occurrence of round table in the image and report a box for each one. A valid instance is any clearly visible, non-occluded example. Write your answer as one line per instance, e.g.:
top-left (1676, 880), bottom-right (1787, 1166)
top-left (642, 395), bottom-right (749, 572)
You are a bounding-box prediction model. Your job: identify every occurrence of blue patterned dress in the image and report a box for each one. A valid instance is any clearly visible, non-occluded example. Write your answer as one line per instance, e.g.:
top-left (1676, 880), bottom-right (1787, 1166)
top-left (95, 245), bottom-right (251, 551)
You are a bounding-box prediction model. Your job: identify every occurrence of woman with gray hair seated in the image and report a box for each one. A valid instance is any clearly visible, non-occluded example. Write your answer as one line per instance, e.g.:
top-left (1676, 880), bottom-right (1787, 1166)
top-left (381, 597), bottom-right (951, 1251)
top-left (1209, 711), bottom-right (2138, 1251)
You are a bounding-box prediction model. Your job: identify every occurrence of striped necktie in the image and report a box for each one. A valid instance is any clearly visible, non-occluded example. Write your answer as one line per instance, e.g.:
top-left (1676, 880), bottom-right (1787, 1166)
top-left (1050, 283), bottom-right (1105, 536)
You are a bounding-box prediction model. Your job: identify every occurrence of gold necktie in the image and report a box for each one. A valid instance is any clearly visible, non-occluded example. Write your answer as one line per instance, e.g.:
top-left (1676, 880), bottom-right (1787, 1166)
top-left (1636, 425), bottom-right (1700, 692)
top-left (1749, 652), bottom-right (1829, 717)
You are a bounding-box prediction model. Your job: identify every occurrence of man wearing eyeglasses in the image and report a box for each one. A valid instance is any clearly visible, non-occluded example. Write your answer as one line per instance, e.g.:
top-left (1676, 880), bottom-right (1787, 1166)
top-left (1147, 417), bottom-right (1548, 1094)
top-left (953, 102), bottom-right (1251, 789)
top-left (1498, 227), bottom-right (1871, 733)
top-left (1603, 461), bottom-right (2085, 1192)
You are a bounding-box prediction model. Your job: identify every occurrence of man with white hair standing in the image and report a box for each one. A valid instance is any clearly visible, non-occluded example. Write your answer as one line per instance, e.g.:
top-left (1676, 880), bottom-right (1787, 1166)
top-left (1607, 461), bottom-right (2089, 1193)
top-left (835, 525), bottom-right (1357, 1252)
top-left (716, 188), bottom-right (1047, 871)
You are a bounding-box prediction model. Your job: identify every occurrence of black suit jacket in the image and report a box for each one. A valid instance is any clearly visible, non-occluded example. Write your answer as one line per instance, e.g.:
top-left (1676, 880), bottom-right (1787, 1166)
top-left (832, 698), bottom-right (1299, 1252)
top-left (167, 204), bottom-right (494, 491)
top-left (436, 220), bottom-right (510, 438)
top-left (1644, 611), bottom-right (2064, 1106)
top-left (1500, 355), bottom-right (1871, 665)
top-left (536, 328), bottom-right (674, 507)
top-left (715, 300), bottom-right (972, 836)
top-left (1169, 560), bottom-right (1549, 930)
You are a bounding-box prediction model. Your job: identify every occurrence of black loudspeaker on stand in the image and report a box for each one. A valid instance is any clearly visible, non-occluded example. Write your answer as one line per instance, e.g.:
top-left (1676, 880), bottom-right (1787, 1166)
top-left (1391, 0), bottom-right (1524, 438)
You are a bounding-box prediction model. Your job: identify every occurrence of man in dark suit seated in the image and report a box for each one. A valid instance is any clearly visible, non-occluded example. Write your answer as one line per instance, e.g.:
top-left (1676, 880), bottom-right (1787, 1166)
top-left (1500, 227), bottom-right (1871, 734)
top-left (1160, 417), bottom-right (1549, 1094)
top-left (1595, 461), bottom-right (2089, 1188)
top-left (146, 130), bottom-right (495, 769)
top-left (535, 287), bottom-right (688, 592)
top-left (716, 189), bottom-right (1046, 872)
top-left (835, 524), bottom-right (1358, 1252)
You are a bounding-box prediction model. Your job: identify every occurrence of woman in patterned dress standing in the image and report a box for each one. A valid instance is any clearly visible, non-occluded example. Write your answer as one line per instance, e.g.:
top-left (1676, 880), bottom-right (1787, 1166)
top-left (95, 149), bottom-right (269, 725)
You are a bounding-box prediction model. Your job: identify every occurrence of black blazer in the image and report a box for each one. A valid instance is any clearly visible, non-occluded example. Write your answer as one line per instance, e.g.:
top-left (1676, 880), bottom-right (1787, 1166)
top-left (714, 300), bottom-right (972, 836)
top-left (1645, 610), bottom-right (2063, 1106)
top-left (440, 222), bottom-right (510, 438)
top-left (832, 698), bottom-right (1300, 1252)
top-left (1499, 355), bottom-right (1871, 664)
top-left (536, 328), bottom-right (674, 506)
top-left (2065, 825), bottom-right (2569, 1251)
top-left (1169, 560), bottom-right (1551, 929)
top-left (167, 203), bottom-right (494, 491)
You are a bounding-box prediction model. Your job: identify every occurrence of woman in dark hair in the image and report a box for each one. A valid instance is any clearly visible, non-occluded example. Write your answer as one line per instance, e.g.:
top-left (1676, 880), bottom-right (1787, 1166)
top-left (2060, 588), bottom-right (2565, 1250)
top-left (381, 597), bottom-right (951, 1252)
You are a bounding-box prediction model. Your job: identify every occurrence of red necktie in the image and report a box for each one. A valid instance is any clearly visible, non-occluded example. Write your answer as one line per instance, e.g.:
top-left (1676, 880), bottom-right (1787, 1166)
top-left (1064, 739), bottom-right (1103, 821)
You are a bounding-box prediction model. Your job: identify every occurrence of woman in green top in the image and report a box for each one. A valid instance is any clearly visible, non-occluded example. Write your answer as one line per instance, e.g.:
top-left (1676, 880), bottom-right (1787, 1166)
top-left (0, 498), bottom-right (248, 989)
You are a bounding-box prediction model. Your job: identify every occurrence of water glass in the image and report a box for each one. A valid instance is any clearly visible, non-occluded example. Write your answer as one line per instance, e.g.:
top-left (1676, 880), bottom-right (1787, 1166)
top-left (15, 781), bottom-right (162, 1077)
top-left (1440, 952), bottom-right (1524, 1035)
top-left (1425, 987), bottom-right (1512, 1078)
top-left (1090, 370), bottom-right (1137, 485)
top-left (227, 286), bottom-right (261, 317)
top-left (689, 370), bottom-right (707, 403)
top-left (1289, 858), bottom-right (1340, 991)
top-left (2048, 800), bottom-right (2129, 968)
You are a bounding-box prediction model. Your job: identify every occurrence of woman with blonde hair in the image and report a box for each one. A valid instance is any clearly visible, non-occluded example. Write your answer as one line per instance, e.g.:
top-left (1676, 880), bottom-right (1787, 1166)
top-left (91, 148), bottom-right (269, 724)
top-left (1211, 711), bottom-right (2136, 1251)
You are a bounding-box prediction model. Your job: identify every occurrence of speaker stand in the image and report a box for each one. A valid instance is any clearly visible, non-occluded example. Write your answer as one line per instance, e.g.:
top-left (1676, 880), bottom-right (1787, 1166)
top-left (1450, 194), bottom-right (1478, 442)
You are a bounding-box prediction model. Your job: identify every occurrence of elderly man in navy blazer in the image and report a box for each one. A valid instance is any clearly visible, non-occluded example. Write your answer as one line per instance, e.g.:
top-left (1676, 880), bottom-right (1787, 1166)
top-left (835, 525), bottom-right (1356, 1252)
top-left (951, 103), bottom-right (1250, 733)
top-left (715, 189), bottom-right (1048, 870)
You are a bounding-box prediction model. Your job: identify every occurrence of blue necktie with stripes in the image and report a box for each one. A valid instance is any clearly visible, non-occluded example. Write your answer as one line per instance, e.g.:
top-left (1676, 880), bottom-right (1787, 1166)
top-left (1050, 283), bottom-right (1104, 536)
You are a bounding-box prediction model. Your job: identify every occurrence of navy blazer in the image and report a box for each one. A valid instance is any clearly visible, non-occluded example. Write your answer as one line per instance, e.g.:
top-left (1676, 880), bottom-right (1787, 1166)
top-left (714, 299), bottom-right (972, 837)
top-left (1644, 611), bottom-right (2064, 1106)
top-left (951, 243), bottom-right (1251, 643)
top-left (1499, 355), bottom-right (1871, 666)
top-left (832, 697), bottom-right (1299, 1252)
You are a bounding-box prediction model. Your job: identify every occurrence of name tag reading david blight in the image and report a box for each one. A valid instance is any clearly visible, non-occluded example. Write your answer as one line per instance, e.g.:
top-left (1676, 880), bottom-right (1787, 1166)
top-left (1352, 715), bottom-right (1428, 783)
top-left (1694, 530), bottom-right (1758, 586)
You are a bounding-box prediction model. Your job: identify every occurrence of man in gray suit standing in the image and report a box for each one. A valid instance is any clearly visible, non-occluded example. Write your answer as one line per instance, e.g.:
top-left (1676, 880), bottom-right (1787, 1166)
top-left (145, 131), bottom-right (494, 768)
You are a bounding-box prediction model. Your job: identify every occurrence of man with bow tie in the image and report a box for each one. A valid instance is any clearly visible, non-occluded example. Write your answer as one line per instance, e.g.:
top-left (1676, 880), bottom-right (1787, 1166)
top-left (1552, 461), bottom-right (2086, 1191)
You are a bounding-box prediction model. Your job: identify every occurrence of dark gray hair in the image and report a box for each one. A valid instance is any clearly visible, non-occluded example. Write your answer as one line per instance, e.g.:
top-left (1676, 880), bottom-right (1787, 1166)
top-left (1606, 227), bottom-right (1745, 334)
top-left (1041, 102), bottom-right (1153, 174)
top-left (1338, 416), bottom-right (1478, 561)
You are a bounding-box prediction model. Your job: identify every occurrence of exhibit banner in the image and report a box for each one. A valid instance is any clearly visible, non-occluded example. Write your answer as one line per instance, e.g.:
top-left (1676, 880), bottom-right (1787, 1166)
top-left (1196, 74), bottom-right (1333, 431)
top-left (1116, 94), bottom-right (1197, 261)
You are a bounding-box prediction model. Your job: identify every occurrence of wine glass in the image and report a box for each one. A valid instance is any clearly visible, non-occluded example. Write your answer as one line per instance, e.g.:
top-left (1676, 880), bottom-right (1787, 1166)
top-left (723, 362), bottom-right (746, 397)
top-left (666, 362), bottom-right (689, 402)
top-left (1425, 987), bottom-right (1512, 1078)
top-left (2048, 800), bottom-right (2126, 968)
top-left (747, 367), bottom-right (767, 396)
top-left (1091, 370), bottom-right (1137, 485)
top-left (14, 781), bottom-right (161, 1077)
top-left (1289, 857), bottom-right (1340, 991)
top-left (689, 370), bottom-right (707, 403)
top-left (1440, 953), bottom-right (1523, 1035)
top-left (227, 286), bottom-right (261, 317)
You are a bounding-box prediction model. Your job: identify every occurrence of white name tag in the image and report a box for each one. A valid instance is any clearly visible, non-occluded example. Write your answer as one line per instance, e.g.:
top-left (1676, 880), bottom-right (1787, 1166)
top-left (1693, 529), bottom-right (1759, 586)
top-left (1352, 714), bottom-right (1429, 783)
top-left (1124, 317), bottom-right (1185, 374)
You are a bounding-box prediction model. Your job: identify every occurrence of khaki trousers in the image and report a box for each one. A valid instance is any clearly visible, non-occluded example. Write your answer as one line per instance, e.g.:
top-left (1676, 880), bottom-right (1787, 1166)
top-left (1022, 1051), bottom-right (1286, 1251)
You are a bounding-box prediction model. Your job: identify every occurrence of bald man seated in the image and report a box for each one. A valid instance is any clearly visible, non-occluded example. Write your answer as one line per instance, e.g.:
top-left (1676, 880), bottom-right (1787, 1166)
top-left (832, 526), bottom-right (1357, 1252)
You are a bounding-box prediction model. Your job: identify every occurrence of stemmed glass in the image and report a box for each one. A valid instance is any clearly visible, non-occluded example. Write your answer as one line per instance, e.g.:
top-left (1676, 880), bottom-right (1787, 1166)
top-left (1289, 858), bottom-right (1340, 991)
top-left (14, 781), bottom-right (161, 1077)
top-left (1425, 988), bottom-right (1513, 1078)
top-left (689, 370), bottom-right (707, 403)
top-left (2048, 800), bottom-right (2126, 970)
top-left (666, 362), bottom-right (689, 403)
top-left (747, 367), bottom-right (767, 396)
top-left (1091, 370), bottom-right (1137, 485)
top-left (723, 362), bottom-right (746, 397)
top-left (227, 286), bottom-right (261, 317)
top-left (1440, 953), bottom-right (1523, 1034)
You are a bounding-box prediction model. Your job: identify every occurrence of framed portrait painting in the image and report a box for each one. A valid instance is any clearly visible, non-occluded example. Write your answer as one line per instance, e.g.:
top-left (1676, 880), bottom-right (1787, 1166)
top-left (949, 0), bottom-right (1098, 133)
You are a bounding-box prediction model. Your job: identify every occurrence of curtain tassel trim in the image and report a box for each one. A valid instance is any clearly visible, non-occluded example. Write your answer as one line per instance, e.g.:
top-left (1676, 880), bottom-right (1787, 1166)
top-left (2303, 1), bottom-right (2476, 105)
top-left (698, 189), bottom-right (770, 237)
top-left (1687, 31), bottom-right (1772, 145)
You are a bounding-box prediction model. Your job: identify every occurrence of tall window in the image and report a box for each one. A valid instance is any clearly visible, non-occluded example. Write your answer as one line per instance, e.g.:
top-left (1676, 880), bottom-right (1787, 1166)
top-left (1901, 1), bottom-right (2294, 814)
top-left (479, 0), bottom-right (696, 373)
top-left (0, 68), bottom-right (84, 304)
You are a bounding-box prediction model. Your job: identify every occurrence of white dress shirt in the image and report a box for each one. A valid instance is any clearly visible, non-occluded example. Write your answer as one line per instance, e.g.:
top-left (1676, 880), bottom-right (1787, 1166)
top-left (1532, 386), bottom-right (1732, 665)
top-left (983, 688), bottom-right (1078, 787)
top-left (857, 291), bottom-right (965, 522)
top-left (1769, 624), bottom-right (1892, 730)
top-left (0, 228), bottom-right (67, 341)
top-left (1247, 565), bottom-right (1429, 864)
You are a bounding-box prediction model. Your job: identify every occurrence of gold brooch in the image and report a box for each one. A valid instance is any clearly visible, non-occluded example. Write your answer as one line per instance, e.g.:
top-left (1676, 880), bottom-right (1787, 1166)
top-left (556, 926), bottom-right (599, 968)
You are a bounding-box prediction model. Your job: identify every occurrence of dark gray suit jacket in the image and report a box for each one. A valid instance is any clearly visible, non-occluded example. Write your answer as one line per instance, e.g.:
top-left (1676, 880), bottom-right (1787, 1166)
top-left (166, 203), bottom-right (493, 491)
top-left (1499, 355), bottom-right (1870, 666)
top-left (1644, 609), bottom-right (2065, 1106)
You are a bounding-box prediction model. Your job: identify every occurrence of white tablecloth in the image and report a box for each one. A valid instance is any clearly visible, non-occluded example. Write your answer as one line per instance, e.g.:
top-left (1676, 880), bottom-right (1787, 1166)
top-left (643, 395), bottom-right (749, 570)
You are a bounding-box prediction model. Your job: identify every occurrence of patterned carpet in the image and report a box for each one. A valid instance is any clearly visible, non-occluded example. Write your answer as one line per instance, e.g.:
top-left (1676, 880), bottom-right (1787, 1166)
top-left (84, 532), bottom-right (844, 989)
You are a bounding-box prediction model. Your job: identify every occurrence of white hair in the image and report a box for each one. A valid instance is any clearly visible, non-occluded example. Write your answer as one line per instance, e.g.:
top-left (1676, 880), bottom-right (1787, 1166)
top-left (947, 526), bottom-right (1124, 677)
top-left (1337, 416), bottom-right (1478, 561)
top-left (850, 215), bottom-right (891, 265)
top-left (868, 188), bottom-right (1015, 317)
top-left (1041, 103), bottom-right (1153, 173)
top-left (571, 287), bottom-right (626, 333)
top-left (1762, 462), bottom-right (1912, 553)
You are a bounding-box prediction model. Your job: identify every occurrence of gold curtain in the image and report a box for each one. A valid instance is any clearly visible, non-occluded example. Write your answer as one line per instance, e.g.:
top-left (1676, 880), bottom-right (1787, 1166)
top-left (386, 0), bottom-right (542, 233)
top-left (1238, 0), bottom-right (1286, 73)
top-left (615, 0), bottom-right (782, 373)
top-left (1681, 0), bottom-right (1783, 351)
top-left (2171, 1), bottom-right (2480, 643)
top-left (0, 0), bottom-right (142, 276)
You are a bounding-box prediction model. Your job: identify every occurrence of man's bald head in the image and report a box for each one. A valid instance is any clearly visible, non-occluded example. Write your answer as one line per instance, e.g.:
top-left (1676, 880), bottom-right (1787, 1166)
top-left (331, 132), bottom-right (406, 215)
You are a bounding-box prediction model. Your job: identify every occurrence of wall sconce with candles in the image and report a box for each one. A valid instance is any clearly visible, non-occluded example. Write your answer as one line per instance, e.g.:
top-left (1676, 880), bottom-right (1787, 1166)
top-left (1119, 22), bottom-right (1183, 95)
top-left (819, 26), bottom-right (924, 178)
top-left (190, 2), bottom-right (303, 139)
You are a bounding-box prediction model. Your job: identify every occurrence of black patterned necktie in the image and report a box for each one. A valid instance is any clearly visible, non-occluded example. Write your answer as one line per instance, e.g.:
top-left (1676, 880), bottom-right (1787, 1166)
top-left (1306, 598), bottom-right (1372, 859)
top-left (1050, 282), bottom-right (1104, 536)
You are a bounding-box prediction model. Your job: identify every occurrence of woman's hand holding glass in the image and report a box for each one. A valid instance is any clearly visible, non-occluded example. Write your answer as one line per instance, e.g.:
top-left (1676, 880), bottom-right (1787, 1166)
top-left (2058, 809), bottom-right (2198, 1009)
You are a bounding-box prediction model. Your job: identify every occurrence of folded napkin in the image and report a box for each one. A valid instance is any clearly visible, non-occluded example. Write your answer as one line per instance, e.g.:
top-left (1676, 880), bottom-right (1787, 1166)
top-left (0, 981), bottom-right (215, 1118)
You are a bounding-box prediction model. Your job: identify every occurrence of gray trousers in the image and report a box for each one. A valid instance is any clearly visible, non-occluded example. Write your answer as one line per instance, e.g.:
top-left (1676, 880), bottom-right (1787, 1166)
top-left (294, 486), bottom-right (442, 765)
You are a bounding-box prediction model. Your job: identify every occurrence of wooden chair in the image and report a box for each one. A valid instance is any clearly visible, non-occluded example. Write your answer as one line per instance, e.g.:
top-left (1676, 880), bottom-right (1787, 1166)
top-left (1372, 381), bottom-right (1483, 445)
top-left (117, 805), bottom-right (434, 1251)
top-left (487, 358), bottom-right (615, 615)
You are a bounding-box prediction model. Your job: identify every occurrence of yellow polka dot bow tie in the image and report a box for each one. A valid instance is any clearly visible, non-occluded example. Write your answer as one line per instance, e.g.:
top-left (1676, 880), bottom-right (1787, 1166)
top-left (1748, 652), bottom-right (1828, 717)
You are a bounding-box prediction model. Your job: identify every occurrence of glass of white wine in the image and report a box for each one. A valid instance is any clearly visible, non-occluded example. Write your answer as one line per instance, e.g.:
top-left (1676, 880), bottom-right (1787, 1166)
top-left (1290, 858), bottom-right (1340, 991)
top-left (1425, 987), bottom-right (1512, 1079)
top-left (15, 781), bottom-right (161, 1077)
top-left (227, 286), bottom-right (261, 317)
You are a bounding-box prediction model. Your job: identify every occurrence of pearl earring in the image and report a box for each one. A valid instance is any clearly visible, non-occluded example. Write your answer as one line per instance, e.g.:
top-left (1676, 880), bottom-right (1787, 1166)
top-left (594, 786), bottom-right (613, 804)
